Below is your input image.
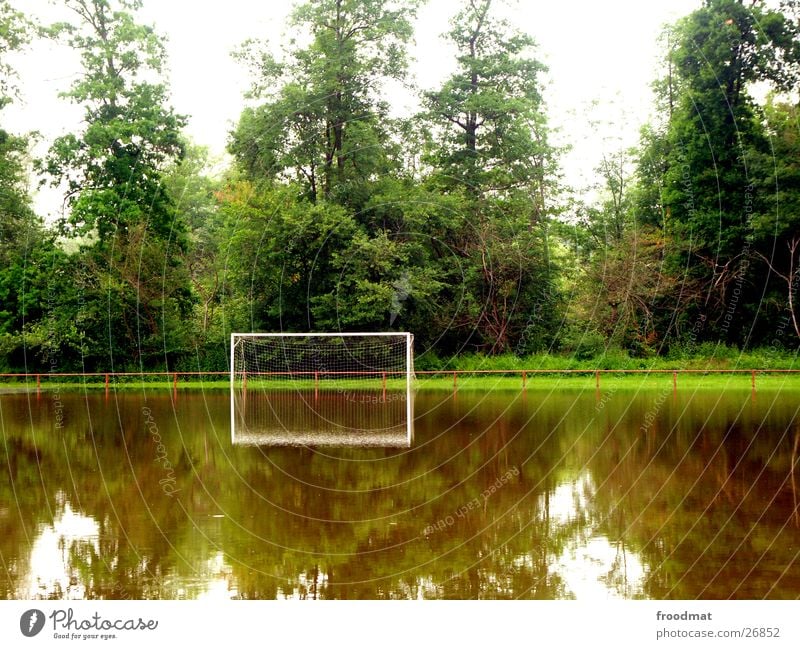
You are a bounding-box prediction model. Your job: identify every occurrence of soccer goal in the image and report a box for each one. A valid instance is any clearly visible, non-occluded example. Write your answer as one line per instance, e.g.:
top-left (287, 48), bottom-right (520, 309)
top-left (230, 332), bottom-right (414, 446)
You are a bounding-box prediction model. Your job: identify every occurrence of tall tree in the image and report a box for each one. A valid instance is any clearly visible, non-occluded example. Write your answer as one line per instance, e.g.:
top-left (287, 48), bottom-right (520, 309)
top-left (0, 1), bottom-right (61, 371)
top-left (423, 0), bottom-right (552, 205)
top-left (0, 0), bottom-right (33, 262)
top-left (0, 0), bottom-right (29, 101)
top-left (750, 99), bottom-right (800, 341)
top-left (162, 145), bottom-right (223, 354)
top-left (421, 0), bottom-right (560, 353)
top-left (41, 0), bottom-right (192, 369)
top-left (643, 0), bottom-right (800, 344)
top-left (43, 0), bottom-right (186, 242)
top-left (225, 0), bottom-right (455, 339)
top-left (230, 0), bottom-right (419, 207)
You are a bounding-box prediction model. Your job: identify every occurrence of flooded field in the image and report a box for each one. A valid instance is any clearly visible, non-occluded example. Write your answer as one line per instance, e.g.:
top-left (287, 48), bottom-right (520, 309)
top-left (1, 386), bottom-right (799, 599)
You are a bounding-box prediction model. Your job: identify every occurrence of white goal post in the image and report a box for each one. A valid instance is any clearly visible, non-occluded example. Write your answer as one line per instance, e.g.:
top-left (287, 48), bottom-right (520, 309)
top-left (229, 332), bottom-right (414, 446)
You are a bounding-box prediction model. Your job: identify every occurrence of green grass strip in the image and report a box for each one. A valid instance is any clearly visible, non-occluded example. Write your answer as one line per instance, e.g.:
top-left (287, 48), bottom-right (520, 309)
top-left (3, 372), bottom-right (800, 391)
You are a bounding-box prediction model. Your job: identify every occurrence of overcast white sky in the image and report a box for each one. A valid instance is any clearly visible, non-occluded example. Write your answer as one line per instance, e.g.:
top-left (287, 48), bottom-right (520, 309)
top-left (5, 0), bottom-right (700, 218)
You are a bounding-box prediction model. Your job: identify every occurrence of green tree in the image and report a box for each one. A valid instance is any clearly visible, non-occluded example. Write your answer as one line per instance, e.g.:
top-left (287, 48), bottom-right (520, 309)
top-left (652, 0), bottom-right (800, 343)
top-left (423, 0), bottom-right (552, 203)
top-left (230, 0), bottom-right (419, 208)
top-left (162, 144), bottom-right (224, 360)
top-left (750, 99), bottom-right (800, 341)
top-left (0, 0), bottom-right (29, 101)
top-left (634, 26), bottom-right (683, 231)
top-left (578, 125), bottom-right (638, 252)
top-left (569, 124), bottom-right (678, 355)
top-left (43, 0), bottom-right (186, 242)
top-left (226, 0), bottom-right (466, 340)
top-left (0, 0), bottom-right (34, 273)
top-left (421, 0), bottom-right (561, 353)
top-left (568, 227), bottom-right (676, 355)
top-left (41, 0), bottom-right (192, 370)
top-left (0, 1), bottom-right (65, 371)
top-left (219, 180), bottom-right (361, 332)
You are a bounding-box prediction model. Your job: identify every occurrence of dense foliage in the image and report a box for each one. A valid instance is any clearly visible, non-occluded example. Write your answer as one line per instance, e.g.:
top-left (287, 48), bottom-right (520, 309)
top-left (1, 0), bottom-right (800, 372)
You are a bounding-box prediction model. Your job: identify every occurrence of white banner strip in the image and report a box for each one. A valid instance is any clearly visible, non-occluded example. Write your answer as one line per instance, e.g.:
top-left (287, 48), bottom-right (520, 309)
top-left (1, 601), bottom-right (798, 648)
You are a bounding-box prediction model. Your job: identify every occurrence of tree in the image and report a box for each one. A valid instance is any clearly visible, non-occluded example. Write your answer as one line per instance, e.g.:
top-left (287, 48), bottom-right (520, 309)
top-left (568, 227), bottom-right (676, 355)
top-left (750, 99), bottom-right (800, 341)
top-left (420, 0), bottom-right (561, 353)
top-left (226, 0), bottom-right (471, 342)
top-left (230, 0), bottom-right (419, 208)
top-left (218, 180), bottom-right (361, 332)
top-left (0, 1), bottom-right (30, 101)
top-left (162, 144), bottom-right (223, 353)
top-left (0, 0), bottom-right (34, 269)
top-left (43, 0), bottom-right (186, 241)
top-left (41, 0), bottom-right (192, 369)
top-left (0, 1), bottom-right (63, 371)
top-left (567, 118), bottom-right (679, 355)
top-left (642, 0), bottom-right (800, 344)
top-left (578, 116), bottom-right (638, 251)
top-left (635, 26), bottom-right (683, 231)
top-left (423, 0), bottom-right (552, 204)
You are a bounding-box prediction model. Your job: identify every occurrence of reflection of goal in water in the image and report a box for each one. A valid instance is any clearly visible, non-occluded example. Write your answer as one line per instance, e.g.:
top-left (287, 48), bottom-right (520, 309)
top-left (230, 333), bottom-right (414, 447)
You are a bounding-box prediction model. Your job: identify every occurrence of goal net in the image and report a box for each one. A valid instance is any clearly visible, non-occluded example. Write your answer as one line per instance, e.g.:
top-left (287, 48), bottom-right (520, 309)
top-left (230, 332), bottom-right (414, 446)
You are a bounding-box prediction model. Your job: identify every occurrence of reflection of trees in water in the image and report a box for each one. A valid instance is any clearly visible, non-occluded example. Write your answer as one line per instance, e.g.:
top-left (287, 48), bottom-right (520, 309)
top-left (2, 390), bottom-right (800, 599)
top-left (0, 394), bottom-right (200, 599)
top-left (585, 396), bottom-right (800, 598)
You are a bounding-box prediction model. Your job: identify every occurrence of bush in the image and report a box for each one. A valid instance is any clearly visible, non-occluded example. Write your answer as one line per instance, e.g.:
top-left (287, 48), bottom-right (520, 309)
top-left (558, 327), bottom-right (608, 361)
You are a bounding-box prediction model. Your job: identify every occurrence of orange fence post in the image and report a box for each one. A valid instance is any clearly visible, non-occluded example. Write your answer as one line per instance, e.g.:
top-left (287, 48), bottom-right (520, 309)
top-left (522, 370), bottom-right (527, 389)
top-left (382, 372), bottom-right (387, 402)
top-left (173, 372), bottom-right (178, 390)
top-left (673, 370), bottom-right (677, 395)
top-left (36, 374), bottom-right (41, 396)
top-left (595, 370), bottom-right (600, 390)
top-left (453, 371), bottom-right (458, 391)
top-left (751, 370), bottom-right (756, 393)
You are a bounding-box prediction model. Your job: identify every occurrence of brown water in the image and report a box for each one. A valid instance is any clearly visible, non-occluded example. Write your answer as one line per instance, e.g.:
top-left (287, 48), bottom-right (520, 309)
top-left (1, 386), bottom-right (799, 599)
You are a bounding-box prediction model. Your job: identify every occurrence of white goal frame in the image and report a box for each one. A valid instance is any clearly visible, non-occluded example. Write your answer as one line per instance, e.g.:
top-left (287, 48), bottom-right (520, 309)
top-left (229, 332), bottom-right (414, 445)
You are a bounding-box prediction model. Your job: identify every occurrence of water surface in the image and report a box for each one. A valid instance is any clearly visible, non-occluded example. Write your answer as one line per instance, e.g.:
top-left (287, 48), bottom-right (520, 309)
top-left (1, 386), bottom-right (799, 599)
